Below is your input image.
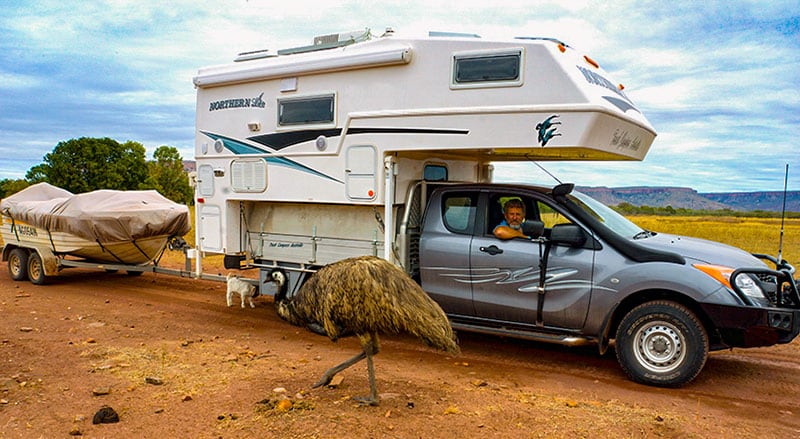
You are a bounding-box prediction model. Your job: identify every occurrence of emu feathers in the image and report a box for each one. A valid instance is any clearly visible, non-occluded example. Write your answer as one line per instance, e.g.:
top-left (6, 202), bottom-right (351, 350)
top-left (273, 255), bottom-right (459, 405)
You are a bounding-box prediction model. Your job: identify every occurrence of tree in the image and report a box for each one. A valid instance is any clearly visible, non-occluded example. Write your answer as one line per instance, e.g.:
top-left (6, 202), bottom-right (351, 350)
top-left (142, 145), bottom-right (194, 205)
top-left (0, 179), bottom-right (30, 199)
top-left (25, 137), bottom-right (148, 193)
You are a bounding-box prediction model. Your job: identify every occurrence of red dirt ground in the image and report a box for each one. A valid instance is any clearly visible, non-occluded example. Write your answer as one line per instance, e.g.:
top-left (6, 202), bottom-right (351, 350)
top-left (1, 251), bottom-right (799, 438)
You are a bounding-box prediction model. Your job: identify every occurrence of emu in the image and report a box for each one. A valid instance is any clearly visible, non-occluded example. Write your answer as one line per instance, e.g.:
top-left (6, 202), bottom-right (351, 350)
top-left (271, 255), bottom-right (459, 406)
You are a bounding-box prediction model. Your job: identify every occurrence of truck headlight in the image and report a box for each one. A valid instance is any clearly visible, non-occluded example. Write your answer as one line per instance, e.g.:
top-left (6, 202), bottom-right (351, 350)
top-left (693, 264), bottom-right (765, 299)
top-left (733, 272), bottom-right (765, 298)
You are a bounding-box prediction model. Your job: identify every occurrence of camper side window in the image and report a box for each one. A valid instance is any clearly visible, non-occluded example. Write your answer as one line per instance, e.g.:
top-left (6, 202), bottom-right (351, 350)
top-left (278, 94), bottom-right (335, 125)
top-left (453, 51), bottom-right (521, 84)
top-left (423, 164), bottom-right (448, 181)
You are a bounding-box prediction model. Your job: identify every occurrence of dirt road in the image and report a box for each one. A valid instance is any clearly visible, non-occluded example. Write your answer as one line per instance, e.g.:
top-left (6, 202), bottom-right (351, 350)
top-left (1, 259), bottom-right (799, 438)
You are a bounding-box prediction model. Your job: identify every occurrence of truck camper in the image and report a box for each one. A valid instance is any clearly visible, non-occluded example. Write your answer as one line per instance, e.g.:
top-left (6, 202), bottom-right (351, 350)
top-left (192, 28), bottom-right (654, 281)
top-left (192, 28), bottom-right (799, 387)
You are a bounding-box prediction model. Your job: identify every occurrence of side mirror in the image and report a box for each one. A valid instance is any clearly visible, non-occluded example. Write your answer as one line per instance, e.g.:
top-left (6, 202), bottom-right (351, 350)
top-left (521, 220), bottom-right (544, 238)
top-left (551, 183), bottom-right (575, 198)
top-left (549, 223), bottom-right (587, 247)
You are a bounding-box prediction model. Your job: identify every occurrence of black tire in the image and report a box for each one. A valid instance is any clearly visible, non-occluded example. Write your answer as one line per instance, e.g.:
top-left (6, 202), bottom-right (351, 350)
top-left (615, 300), bottom-right (708, 387)
top-left (126, 270), bottom-right (144, 276)
top-left (8, 248), bottom-right (29, 281)
top-left (27, 252), bottom-right (49, 285)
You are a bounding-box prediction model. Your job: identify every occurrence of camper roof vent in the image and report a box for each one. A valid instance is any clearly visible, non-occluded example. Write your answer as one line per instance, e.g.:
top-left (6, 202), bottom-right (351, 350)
top-left (234, 49), bottom-right (276, 62)
top-left (278, 28), bottom-right (371, 56)
top-left (429, 31), bottom-right (481, 38)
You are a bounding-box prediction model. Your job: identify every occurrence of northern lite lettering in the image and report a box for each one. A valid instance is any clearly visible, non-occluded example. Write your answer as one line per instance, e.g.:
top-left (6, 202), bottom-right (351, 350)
top-left (209, 93), bottom-right (266, 111)
top-left (576, 65), bottom-right (631, 102)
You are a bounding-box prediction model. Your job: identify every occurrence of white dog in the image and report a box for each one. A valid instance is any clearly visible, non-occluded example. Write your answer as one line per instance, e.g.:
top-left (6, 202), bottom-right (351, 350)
top-left (226, 273), bottom-right (259, 308)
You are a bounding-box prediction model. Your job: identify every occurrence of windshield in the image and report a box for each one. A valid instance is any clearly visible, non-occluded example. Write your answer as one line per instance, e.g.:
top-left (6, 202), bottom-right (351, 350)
top-left (568, 191), bottom-right (647, 239)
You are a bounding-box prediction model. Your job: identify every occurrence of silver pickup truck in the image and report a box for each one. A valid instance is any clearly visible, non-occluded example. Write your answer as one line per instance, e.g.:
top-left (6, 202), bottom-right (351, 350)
top-left (418, 182), bottom-right (799, 387)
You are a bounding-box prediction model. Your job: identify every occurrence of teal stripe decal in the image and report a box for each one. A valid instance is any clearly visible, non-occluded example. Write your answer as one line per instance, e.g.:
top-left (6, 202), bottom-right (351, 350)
top-left (201, 131), bottom-right (342, 183)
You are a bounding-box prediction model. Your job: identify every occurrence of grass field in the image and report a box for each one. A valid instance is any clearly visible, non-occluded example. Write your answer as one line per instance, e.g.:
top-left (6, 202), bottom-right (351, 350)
top-left (628, 215), bottom-right (799, 267)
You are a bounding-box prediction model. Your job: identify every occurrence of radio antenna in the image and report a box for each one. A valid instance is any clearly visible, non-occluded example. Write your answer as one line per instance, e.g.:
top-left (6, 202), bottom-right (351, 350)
top-left (526, 156), bottom-right (563, 184)
top-left (777, 163), bottom-right (789, 263)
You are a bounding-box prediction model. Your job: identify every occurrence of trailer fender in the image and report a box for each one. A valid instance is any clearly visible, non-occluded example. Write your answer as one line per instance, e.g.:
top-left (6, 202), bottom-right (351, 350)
top-left (32, 247), bottom-right (60, 276)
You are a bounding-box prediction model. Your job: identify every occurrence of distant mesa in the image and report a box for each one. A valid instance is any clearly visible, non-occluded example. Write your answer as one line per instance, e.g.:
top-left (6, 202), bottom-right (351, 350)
top-left (577, 186), bottom-right (799, 212)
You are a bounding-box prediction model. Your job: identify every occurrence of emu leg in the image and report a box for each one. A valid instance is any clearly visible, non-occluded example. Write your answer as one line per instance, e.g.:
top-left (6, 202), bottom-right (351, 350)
top-left (353, 333), bottom-right (381, 406)
top-left (312, 350), bottom-right (366, 388)
top-left (352, 348), bottom-right (379, 406)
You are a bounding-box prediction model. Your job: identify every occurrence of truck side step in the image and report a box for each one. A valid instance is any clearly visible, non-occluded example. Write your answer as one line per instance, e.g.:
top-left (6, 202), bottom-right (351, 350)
top-left (450, 321), bottom-right (596, 347)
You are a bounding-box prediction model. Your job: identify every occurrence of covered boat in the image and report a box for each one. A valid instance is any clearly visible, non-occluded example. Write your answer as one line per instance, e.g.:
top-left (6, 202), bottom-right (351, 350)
top-left (0, 183), bottom-right (190, 264)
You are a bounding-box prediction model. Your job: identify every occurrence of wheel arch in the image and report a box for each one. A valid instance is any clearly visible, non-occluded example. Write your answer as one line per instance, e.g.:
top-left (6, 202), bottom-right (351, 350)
top-left (600, 289), bottom-right (720, 353)
top-left (2, 243), bottom-right (24, 261)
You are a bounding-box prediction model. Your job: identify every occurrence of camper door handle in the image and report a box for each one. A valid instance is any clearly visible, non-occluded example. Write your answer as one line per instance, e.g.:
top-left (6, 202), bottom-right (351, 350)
top-left (479, 245), bottom-right (503, 255)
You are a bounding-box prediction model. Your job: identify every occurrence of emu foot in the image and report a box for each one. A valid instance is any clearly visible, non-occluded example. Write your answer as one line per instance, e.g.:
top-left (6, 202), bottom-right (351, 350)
top-left (312, 372), bottom-right (335, 389)
top-left (352, 395), bottom-right (379, 406)
top-left (306, 322), bottom-right (327, 336)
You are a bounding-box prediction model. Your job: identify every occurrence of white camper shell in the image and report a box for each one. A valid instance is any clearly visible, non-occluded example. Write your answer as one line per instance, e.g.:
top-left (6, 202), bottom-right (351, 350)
top-left (192, 29), bottom-right (656, 289)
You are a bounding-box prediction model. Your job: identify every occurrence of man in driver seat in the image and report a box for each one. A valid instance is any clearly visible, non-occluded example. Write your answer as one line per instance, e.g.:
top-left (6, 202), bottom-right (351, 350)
top-left (493, 198), bottom-right (529, 240)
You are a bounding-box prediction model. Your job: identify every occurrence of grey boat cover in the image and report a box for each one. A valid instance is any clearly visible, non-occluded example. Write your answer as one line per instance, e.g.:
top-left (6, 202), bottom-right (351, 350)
top-left (0, 182), bottom-right (190, 243)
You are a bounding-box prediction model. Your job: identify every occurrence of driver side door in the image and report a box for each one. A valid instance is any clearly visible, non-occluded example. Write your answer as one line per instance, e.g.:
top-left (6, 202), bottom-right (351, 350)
top-left (470, 190), bottom-right (596, 330)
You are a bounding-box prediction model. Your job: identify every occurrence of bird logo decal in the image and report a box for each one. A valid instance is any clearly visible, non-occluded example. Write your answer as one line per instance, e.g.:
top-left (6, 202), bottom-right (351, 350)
top-left (536, 114), bottom-right (562, 146)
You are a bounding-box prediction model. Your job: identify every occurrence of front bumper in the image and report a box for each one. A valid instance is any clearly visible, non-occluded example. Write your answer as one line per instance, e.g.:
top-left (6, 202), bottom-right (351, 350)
top-left (700, 302), bottom-right (800, 349)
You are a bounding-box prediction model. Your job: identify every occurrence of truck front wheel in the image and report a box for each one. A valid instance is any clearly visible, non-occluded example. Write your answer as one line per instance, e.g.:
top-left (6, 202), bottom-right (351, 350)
top-left (615, 300), bottom-right (708, 387)
top-left (8, 248), bottom-right (29, 281)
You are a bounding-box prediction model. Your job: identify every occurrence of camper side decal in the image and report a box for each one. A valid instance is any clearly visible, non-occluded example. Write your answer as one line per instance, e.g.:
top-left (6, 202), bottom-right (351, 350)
top-left (250, 127), bottom-right (469, 151)
top-left (200, 126), bottom-right (468, 182)
top-left (200, 131), bottom-right (343, 183)
top-left (576, 65), bottom-right (639, 114)
top-left (535, 115), bottom-right (561, 146)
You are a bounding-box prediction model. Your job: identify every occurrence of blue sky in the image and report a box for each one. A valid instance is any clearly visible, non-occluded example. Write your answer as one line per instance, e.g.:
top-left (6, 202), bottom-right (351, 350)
top-left (0, 0), bottom-right (797, 192)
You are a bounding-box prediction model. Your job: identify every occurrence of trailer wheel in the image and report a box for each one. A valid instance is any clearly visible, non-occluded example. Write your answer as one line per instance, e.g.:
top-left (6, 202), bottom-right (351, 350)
top-left (8, 248), bottom-right (30, 281)
top-left (126, 270), bottom-right (144, 276)
top-left (27, 252), bottom-right (49, 285)
top-left (615, 301), bottom-right (708, 387)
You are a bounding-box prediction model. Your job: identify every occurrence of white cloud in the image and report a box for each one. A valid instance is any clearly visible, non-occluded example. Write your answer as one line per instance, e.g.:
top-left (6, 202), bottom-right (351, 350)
top-left (0, 0), bottom-right (797, 190)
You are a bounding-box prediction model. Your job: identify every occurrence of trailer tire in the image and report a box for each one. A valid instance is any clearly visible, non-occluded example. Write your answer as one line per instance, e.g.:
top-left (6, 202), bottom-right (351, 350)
top-left (27, 252), bottom-right (49, 285)
top-left (8, 248), bottom-right (29, 281)
top-left (615, 300), bottom-right (708, 387)
top-left (126, 270), bottom-right (144, 276)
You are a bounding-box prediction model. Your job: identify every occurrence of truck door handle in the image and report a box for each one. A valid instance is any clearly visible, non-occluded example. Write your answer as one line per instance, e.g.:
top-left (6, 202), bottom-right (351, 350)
top-left (479, 245), bottom-right (504, 255)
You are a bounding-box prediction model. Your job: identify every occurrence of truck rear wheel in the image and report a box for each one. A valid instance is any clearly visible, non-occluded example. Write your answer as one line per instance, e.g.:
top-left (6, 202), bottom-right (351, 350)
top-left (8, 248), bottom-right (29, 281)
top-left (615, 300), bottom-right (708, 387)
top-left (27, 252), bottom-right (49, 285)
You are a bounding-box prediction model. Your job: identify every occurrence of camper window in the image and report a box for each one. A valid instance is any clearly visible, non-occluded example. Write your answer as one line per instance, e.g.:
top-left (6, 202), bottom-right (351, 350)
top-left (278, 94), bottom-right (335, 126)
top-left (423, 164), bottom-right (448, 181)
top-left (453, 51), bottom-right (521, 84)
